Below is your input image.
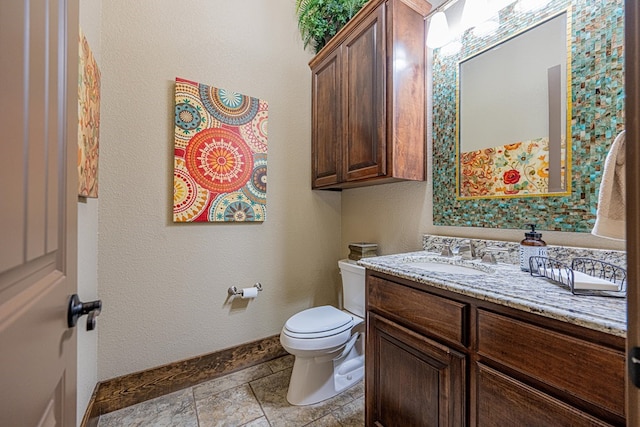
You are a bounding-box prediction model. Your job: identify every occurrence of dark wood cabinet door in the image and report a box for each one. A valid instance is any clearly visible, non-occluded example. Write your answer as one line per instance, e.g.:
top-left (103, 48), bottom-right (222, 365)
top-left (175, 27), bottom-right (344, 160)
top-left (311, 47), bottom-right (342, 188)
top-left (341, 5), bottom-right (386, 182)
top-left (366, 312), bottom-right (466, 427)
top-left (308, 0), bottom-right (428, 189)
top-left (477, 364), bottom-right (615, 427)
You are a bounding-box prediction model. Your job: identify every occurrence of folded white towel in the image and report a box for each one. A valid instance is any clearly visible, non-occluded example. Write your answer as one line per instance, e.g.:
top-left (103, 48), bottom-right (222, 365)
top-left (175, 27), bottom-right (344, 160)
top-left (545, 268), bottom-right (620, 291)
top-left (592, 130), bottom-right (626, 240)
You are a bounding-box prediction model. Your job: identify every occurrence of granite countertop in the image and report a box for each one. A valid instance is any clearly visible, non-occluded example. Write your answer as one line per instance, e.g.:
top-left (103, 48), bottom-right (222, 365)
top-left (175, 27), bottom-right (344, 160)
top-left (358, 251), bottom-right (627, 338)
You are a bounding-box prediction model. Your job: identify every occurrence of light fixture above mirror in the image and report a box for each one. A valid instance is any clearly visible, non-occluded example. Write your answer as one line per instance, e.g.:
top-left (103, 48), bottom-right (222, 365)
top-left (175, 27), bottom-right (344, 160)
top-left (427, 11), bottom-right (452, 48)
top-left (427, 0), bottom-right (509, 49)
top-left (461, 0), bottom-right (498, 31)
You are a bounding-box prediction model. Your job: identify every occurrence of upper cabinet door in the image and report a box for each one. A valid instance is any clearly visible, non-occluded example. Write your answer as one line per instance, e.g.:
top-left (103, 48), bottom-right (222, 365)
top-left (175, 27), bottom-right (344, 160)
top-left (342, 6), bottom-right (386, 182)
top-left (387, 0), bottom-right (428, 182)
top-left (312, 47), bottom-right (342, 188)
top-left (309, 0), bottom-right (429, 190)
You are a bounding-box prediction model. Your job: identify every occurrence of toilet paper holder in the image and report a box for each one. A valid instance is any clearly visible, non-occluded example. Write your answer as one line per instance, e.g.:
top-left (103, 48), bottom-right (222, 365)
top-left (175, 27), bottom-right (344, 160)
top-left (228, 282), bottom-right (263, 297)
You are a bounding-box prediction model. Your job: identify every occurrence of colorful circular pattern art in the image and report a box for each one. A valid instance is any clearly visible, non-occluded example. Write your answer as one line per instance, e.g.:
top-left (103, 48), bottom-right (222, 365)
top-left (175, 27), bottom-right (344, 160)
top-left (174, 80), bottom-right (218, 149)
top-left (239, 100), bottom-right (268, 153)
top-left (173, 157), bottom-right (210, 222)
top-left (209, 191), bottom-right (265, 222)
top-left (199, 85), bottom-right (259, 126)
top-left (175, 103), bottom-right (202, 132)
top-left (242, 153), bottom-right (267, 205)
top-left (185, 127), bottom-right (254, 194)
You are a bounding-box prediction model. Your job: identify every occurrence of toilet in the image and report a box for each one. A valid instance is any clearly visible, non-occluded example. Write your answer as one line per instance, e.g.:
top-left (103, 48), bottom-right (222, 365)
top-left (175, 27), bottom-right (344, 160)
top-left (280, 259), bottom-right (366, 406)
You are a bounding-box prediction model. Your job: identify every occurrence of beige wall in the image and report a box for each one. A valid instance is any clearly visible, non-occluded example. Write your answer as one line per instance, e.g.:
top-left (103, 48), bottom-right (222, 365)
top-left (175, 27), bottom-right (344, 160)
top-left (97, 0), bottom-right (342, 380)
top-left (341, 133), bottom-right (626, 257)
top-left (77, 0), bottom-right (101, 423)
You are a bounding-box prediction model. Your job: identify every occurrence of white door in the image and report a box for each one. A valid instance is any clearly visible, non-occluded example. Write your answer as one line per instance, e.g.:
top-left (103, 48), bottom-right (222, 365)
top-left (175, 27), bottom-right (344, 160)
top-left (0, 0), bottom-right (80, 426)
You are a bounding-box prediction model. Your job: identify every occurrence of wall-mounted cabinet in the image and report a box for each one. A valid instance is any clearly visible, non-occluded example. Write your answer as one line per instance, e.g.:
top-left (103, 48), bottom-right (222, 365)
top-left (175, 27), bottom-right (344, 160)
top-left (310, 0), bottom-right (429, 190)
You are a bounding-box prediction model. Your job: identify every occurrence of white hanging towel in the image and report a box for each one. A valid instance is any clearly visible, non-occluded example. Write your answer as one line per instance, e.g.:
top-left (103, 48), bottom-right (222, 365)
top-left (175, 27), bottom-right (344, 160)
top-left (592, 130), bottom-right (626, 240)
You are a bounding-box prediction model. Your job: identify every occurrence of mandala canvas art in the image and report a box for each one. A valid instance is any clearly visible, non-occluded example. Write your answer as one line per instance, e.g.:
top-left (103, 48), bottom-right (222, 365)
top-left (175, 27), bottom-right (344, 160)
top-left (173, 78), bottom-right (268, 222)
top-left (77, 29), bottom-right (101, 197)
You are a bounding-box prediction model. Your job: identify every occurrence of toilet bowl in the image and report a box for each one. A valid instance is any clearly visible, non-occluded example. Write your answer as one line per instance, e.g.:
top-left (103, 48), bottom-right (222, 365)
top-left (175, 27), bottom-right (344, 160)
top-left (280, 259), bottom-right (366, 406)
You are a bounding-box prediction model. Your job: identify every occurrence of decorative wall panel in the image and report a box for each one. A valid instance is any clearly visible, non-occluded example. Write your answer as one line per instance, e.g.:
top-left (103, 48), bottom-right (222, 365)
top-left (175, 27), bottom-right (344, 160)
top-left (78, 29), bottom-right (101, 198)
top-left (173, 78), bottom-right (268, 222)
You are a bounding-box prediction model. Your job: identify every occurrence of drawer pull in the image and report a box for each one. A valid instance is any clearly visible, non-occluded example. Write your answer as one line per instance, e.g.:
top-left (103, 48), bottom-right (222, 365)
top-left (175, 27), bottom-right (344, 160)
top-left (630, 347), bottom-right (640, 388)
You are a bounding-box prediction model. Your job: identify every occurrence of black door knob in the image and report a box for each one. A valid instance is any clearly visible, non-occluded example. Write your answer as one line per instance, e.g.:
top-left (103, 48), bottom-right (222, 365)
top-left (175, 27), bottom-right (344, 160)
top-left (67, 294), bottom-right (102, 331)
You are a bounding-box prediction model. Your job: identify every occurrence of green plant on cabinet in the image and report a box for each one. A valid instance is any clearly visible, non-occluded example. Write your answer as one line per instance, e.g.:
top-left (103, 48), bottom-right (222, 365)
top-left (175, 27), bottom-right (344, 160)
top-left (295, 0), bottom-right (369, 53)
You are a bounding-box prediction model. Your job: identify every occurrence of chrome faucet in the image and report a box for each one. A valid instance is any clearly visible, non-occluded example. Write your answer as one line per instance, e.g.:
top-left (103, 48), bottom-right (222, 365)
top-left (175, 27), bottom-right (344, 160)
top-left (440, 242), bottom-right (454, 257)
top-left (455, 239), bottom-right (476, 260)
top-left (481, 252), bottom-right (497, 264)
top-left (481, 246), bottom-right (509, 264)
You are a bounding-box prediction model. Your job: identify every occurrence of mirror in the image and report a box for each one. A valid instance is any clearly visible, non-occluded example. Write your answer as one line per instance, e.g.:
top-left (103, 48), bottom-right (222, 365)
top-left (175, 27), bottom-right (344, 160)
top-left (457, 11), bottom-right (570, 199)
top-left (432, 0), bottom-right (624, 233)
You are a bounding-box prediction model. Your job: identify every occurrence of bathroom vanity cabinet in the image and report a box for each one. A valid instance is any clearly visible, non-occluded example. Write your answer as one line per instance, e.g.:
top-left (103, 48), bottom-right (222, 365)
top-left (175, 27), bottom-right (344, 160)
top-left (309, 0), bottom-right (429, 190)
top-left (365, 271), bottom-right (626, 426)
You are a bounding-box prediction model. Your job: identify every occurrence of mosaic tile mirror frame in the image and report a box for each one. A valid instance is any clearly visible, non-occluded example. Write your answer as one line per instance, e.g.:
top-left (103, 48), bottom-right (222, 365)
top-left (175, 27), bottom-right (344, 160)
top-left (432, 0), bottom-right (624, 232)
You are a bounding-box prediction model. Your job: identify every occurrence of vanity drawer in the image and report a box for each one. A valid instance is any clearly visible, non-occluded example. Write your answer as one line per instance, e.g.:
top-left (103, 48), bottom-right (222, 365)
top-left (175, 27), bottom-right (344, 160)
top-left (477, 309), bottom-right (625, 418)
top-left (367, 275), bottom-right (467, 346)
top-left (477, 363), bottom-right (614, 427)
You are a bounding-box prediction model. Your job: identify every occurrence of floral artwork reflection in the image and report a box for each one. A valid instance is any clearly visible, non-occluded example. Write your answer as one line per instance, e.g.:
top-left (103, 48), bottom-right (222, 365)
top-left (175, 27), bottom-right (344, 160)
top-left (173, 78), bottom-right (268, 222)
top-left (460, 137), bottom-right (564, 198)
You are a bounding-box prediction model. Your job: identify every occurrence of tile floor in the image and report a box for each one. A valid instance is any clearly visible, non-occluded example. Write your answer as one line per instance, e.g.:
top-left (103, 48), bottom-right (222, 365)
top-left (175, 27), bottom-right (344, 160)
top-left (97, 355), bottom-right (364, 427)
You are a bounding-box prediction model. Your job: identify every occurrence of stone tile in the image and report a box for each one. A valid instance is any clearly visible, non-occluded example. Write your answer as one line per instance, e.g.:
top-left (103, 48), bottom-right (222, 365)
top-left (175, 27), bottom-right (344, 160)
top-left (338, 381), bottom-right (364, 403)
top-left (195, 383), bottom-right (264, 427)
top-left (250, 368), bottom-right (360, 427)
top-left (312, 379), bottom-right (364, 411)
top-left (304, 413), bottom-right (343, 427)
top-left (94, 335), bottom-right (285, 415)
top-left (333, 396), bottom-right (365, 427)
top-left (97, 405), bottom-right (137, 427)
top-left (153, 389), bottom-right (199, 426)
top-left (266, 355), bottom-right (294, 373)
top-left (193, 363), bottom-right (274, 400)
top-left (98, 388), bottom-right (198, 427)
top-left (243, 416), bottom-right (271, 427)
top-left (99, 359), bottom-right (363, 427)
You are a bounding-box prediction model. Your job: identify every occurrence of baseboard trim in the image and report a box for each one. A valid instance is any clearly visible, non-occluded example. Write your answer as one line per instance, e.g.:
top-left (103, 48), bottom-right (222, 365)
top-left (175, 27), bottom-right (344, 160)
top-left (80, 383), bottom-right (100, 427)
top-left (81, 334), bottom-right (286, 422)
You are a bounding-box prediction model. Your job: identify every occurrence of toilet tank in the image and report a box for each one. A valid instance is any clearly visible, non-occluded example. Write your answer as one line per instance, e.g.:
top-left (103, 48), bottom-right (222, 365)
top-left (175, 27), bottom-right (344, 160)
top-left (338, 259), bottom-right (366, 317)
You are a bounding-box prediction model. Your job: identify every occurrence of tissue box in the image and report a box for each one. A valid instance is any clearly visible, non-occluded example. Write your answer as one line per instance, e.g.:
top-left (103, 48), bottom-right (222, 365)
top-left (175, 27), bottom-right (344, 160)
top-left (348, 243), bottom-right (378, 261)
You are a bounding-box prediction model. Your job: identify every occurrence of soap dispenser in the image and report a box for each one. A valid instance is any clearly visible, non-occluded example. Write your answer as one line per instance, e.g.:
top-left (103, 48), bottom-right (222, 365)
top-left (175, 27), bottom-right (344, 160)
top-left (519, 224), bottom-right (547, 272)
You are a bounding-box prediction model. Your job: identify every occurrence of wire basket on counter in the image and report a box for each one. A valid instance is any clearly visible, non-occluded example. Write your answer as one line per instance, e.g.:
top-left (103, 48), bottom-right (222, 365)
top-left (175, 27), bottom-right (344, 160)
top-left (529, 256), bottom-right (627, 298)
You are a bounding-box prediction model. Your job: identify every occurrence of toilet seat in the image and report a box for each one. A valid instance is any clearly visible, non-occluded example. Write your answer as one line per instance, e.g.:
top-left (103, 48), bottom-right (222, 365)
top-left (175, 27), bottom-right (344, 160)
top-left (283, 306), bottom-right (354, 339)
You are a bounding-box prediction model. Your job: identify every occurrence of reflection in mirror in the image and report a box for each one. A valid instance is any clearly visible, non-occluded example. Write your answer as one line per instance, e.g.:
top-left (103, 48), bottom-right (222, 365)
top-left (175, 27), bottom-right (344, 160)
top-left (457, 11), bottom-right (570, 199)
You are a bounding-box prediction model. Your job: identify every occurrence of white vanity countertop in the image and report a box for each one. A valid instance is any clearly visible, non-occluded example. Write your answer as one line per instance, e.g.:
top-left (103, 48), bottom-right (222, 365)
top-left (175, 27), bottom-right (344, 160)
top-left (358, 251), bottom-right (626, 338)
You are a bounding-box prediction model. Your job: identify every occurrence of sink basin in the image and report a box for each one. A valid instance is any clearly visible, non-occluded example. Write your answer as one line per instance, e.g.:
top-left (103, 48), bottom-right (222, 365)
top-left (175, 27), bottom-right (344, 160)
top-left (401, 261), bottom-right (491, 275)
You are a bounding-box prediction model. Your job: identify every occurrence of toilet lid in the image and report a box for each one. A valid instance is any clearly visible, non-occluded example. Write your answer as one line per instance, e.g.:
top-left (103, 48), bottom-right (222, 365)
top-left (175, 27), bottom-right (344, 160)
top-left (284, 305), bottom-right (353, 336)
